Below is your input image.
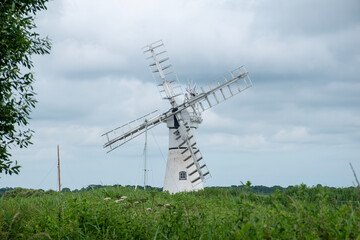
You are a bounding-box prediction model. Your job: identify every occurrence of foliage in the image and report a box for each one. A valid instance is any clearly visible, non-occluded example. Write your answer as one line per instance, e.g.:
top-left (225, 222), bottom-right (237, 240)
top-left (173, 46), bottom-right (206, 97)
top-left (0, 0), bottom-right (51, 175)
top-left (0, 185), bottom-right (359, 239)
top-left (0, 187), bottom-right (14, 198)
top-left (0, 184), bottom-right (301, 197)
top-left (1, 187), bottom-right (57, 199)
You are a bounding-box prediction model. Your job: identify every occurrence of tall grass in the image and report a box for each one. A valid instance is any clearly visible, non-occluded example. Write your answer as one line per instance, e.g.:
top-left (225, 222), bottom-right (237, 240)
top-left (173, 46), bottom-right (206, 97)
top-left (0, 185), bottom-right (359, 239)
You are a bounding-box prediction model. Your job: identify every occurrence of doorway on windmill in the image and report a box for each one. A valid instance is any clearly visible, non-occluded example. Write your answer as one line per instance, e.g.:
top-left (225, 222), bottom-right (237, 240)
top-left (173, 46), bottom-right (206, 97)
top-left (179, 171), bottom-right (187, 180)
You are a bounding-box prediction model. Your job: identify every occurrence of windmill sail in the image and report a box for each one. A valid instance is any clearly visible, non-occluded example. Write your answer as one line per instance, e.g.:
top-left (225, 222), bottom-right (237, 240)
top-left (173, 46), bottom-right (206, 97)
top-left (103, 110), bottom-right (162, 153)
top-left (173, 112), bottom-right (211, 186)
top-left (183, 66), bottom-right (252, 112)
top-left (143, 40), bottom-right (183, 103)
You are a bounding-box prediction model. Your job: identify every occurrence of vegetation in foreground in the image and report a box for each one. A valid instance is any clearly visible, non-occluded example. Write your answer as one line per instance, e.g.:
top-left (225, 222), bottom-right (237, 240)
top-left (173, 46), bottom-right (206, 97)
top-left (0, 185), bottom-right (359, 239)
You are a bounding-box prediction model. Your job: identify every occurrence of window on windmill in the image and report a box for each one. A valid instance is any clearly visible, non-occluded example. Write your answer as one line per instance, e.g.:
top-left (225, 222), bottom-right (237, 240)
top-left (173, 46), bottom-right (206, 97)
top-left (179, 171), bottom-right (187, 180)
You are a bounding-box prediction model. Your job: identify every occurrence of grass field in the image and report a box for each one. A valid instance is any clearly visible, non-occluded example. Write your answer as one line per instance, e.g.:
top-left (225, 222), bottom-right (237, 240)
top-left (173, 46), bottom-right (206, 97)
top-left (0, 185), bottom-right (359, 239)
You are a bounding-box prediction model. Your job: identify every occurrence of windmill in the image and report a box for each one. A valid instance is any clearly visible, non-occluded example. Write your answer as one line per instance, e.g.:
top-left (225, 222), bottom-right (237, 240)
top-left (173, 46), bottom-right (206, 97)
top-left (102, 40), bottom-right (253, 193)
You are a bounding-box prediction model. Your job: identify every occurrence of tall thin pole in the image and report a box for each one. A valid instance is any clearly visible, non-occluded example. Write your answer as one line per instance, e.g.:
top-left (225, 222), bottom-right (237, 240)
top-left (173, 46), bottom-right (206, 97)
top-left (144, 120), bottom-right (148, 190)
top-left (57, 145), bottom-right (61, 192)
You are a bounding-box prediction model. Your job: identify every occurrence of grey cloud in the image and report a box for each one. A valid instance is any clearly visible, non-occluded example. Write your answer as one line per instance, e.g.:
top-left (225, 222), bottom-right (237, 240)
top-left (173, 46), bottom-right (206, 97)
top-left (2, 0), bottom-right (359, 190)
top-left (251, 0), bottom-right (360, 36)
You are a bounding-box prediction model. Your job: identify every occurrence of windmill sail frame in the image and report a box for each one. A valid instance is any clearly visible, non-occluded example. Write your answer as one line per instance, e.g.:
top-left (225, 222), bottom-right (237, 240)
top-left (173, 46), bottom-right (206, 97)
top-left (143, 40), bottom-right (184, 104)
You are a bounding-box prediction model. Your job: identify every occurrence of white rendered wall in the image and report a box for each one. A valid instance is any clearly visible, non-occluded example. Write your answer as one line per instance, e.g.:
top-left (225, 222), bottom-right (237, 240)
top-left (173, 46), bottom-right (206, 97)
top-left (163, 148), bottom-right (204, 193)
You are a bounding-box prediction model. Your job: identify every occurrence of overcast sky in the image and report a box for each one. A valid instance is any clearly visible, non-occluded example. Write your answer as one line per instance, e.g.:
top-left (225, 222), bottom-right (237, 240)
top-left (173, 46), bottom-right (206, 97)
top-left (2, 0), bottom-right (360, 190)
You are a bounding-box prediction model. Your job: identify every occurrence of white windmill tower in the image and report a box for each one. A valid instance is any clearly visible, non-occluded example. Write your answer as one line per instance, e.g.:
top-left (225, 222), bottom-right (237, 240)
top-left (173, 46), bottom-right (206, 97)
top-left (102, 40), bottom-right (253, 193)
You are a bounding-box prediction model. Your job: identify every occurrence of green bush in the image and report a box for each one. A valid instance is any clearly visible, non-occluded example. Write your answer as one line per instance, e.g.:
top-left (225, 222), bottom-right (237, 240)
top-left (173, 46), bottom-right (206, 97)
top-left (2, 188), bottom-right (45, 199)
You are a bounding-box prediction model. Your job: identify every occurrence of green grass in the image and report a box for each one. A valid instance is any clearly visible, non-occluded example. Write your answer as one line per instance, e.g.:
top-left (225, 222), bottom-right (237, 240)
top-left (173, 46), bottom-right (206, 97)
top-left (0, 185), bottom-right (359, 239)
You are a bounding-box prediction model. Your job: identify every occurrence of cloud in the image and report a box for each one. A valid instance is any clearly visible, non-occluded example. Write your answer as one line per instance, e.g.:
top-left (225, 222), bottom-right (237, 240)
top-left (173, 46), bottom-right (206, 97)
top-left (273, 127), bottom-right (311, 143)
top-left (201, 110), bottom-right (238, 129)
top-left (52, 40), bottom-right (127, 77)
top-left (200, 133), bottom-right (267, 151)
top-left (250, 0), bottom-right (360, 36)
top-left (2, 0), bottom-right (359, 190)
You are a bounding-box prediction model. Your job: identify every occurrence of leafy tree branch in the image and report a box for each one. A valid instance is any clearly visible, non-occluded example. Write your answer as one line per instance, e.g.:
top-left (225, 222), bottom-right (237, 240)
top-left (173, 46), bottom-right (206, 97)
top-left (0, 0), bottom-right (51, 175)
